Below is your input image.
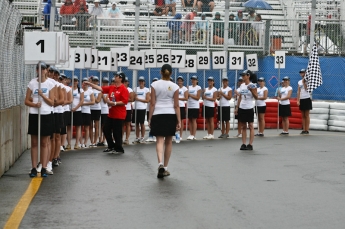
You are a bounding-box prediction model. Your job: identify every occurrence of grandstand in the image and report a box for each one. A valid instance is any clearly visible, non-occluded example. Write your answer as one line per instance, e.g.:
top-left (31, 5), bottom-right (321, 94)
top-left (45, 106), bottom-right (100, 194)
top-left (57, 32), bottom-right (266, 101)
top-left (12, 0), bottom-right (345, 54)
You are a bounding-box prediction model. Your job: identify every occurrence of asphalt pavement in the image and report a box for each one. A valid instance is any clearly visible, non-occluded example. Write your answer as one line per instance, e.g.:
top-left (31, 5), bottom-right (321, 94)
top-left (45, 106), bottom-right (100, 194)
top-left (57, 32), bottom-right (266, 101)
top-left (1, 129), bottom-right (345, 229)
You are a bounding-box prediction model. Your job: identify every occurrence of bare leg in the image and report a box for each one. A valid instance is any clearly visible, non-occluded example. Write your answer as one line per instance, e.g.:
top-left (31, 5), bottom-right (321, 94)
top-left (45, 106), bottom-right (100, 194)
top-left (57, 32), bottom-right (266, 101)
top-left (191, 118), bottom-right (197, 136)
top-left (241, 122), bottom-right (247, 144)
top-left (41, 136), bottom-right (49, 168)
top-left (259, 113), bottom-right (265, 133)
top-left (180, 119), bottom-right (184, 137)
top-left (83, 126), bottom-right (90, 145)
top-left (75, 126), bottom-right (81, 147)
top-left (31, 135), bottom-right (38, 169)
top-left (304, 110), bottom-right (310, 131)
top-left (225, 121), bottom-right (230, 134)
top-left (209, 117), bottom-right (214, 135)
top-left (135, 124), bottom-right (140, 138)
top-left (125, 122), bottom-right (131, 140)
top-left (54, 133), bottom-right (61, 159)
top-left (156, 136), bottom-right (165, 164)
top-left (67, 125), bottom-right (72, 146)
top-left (61, 134), bottom-right (66, 147)
top-left (49, 134), bottom-right (55, 162)
top-left (90, 121), bottom-right (94, 144)
top-left (248, 122), bottom-right (254, 145)
top-left (301, 110), bottom-right (306, 131)
top-left (164, 136), bottom-right (173, 167)
top-left (94, 120), bottom-right (99, 144)
top-left (140, 123), bottom-right (145, 138)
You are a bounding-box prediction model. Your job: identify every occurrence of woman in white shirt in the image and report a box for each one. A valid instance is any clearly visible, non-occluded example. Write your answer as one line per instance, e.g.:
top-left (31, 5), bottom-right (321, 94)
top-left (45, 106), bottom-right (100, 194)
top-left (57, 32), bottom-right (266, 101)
top-left (255, 77), bottom-right (268, 137)
top-left (99, 77), bottom-right (109, 146)
top-left (235, 70), bottom-right (258, 150)
top-left (90, 76), bottom-right (102, 147)
top-left (133, 76), bottom-right (150, 143)
top-left (25, 62), bottom-right (55, 178)
top-left (187, 75), bottom-right (201, 140)
top-left (297, 69), bottom-right (312, 135)
top-left (177, 76), bottom-right (188, 140)
top-left (123, 77), bottom-right (134, 145)
top-left (202, 76), bottom-right (218, 139)
top-left (80, 78), bottom-right (95, 148)
top-left (234, 77), bottom-right (243, 137)
top-left (61, 74), bottom-right (73, 151)
top-left (70, 76), bottom-right (84, 149)
top-left (217, 76), bottom-right (232, 138)
top-left (149, 64), bottom-right (180, 178)
top-left (278, 76), bottom-right (293, 135)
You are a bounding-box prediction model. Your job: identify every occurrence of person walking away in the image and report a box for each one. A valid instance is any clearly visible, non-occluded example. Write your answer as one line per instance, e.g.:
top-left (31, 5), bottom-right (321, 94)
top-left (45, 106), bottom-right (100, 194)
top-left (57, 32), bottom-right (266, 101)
top-left (149, 64), bottom-right (180, 178)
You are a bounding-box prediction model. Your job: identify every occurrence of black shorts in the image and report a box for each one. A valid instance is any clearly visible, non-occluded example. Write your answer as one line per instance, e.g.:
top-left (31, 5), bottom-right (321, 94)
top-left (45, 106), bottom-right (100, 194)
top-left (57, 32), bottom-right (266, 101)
top-left (60, 112), bottom-right (67, 135)
top-left (238, 108), bottom-right (254, 123)
top-left (54, 113), bottom-right (63, 134)
top-left (255, 106), bottom-right (266, 114)
top-left (188, 108), bottom-right (199, 119)
top-left (28, 113), bottom-right (53, 136)
top-left (64, 111), bottom-right (71, 126)
top-left (71, 111), bottom-right (83, 126)
top-left (279, 104), bottom-right (291, 117)
top-left (218, 106), bottom-right (230, 121)
top-left (151, 114), bottom-right (177, 137)
top-left (154, 7), bottom-right (163, 13)
top-left (299, 98), bottom-right (312, 111)
top-left (91, 109), bottom-right (101, 121)
top-left (132, 109), bottom-right (146, 124)
top-left (82, 113), bottom-right (91, 126)
top-left (125, 110), bottom-right (132, 122)
top-left (180, 107), bottom-right (186, 119)
top-left (184, 0), bottom-right (194, 7)
top-left (101, 114), bottom-right (108, 126)
top-left (202, 106), bottom-right (215, 118)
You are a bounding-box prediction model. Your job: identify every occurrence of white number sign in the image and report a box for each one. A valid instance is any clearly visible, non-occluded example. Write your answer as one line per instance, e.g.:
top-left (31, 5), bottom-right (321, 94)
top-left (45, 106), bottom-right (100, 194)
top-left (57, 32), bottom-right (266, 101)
top-left (171, 50), bottom-right (186, 68)
top-left (179, 55), bottom-right (197, 73)
top-left (197, 51), bottom-right (210, 70)
top-left (24, 32), bottom-right (57, 64)
top-left (59, 49), bottom-right (75, 71)
top-left (128, 51), bottom-right (145, 70)
top-left (111, 52), bottom-right (118, 71)
top-left (98, 51), bottom-right (112, 71)
top-left (91, 49), bottom-right (98, 70)
top-left (212, 51), bottom-right (226, 69)
top-left (84, 48), bottom-right (92, 69)
top-left (246, 54), bottom-right (258, 72)
top-left (156, 49), bottom-right (171, 67)
top-left (274, 51), bottom-right (286, 69)
top-left (143, 49), bottom-right (157, 68)
top-left (229, 52), bottom-right (244, 70)
top-left (111, 47), bottom-right (130, 67)
top-left (74, 48), bottom-right (85, 69)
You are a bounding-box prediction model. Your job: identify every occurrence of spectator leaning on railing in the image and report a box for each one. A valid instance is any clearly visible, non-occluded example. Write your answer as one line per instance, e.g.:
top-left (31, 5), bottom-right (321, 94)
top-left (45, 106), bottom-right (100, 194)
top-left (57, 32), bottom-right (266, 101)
top-left (167, 13), bottom-right (182, 43)
top-left (213, 12), bottom-right (224, 45)
top-left (75, 6), bottom-right (91, 31)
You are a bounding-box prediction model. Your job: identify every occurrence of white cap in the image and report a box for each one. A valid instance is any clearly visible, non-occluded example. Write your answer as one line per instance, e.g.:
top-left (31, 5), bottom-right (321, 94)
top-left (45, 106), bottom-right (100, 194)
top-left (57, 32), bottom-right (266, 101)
top-left (94, 0), bottom-right (100, 3)
top-left (112, 2), bottom-right (116, 5)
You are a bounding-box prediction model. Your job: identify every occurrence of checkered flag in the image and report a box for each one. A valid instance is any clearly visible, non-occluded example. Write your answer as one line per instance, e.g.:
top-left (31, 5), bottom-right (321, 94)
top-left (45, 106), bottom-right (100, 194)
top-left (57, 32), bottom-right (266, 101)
top-left (305, 43), bottom-right (323, 93)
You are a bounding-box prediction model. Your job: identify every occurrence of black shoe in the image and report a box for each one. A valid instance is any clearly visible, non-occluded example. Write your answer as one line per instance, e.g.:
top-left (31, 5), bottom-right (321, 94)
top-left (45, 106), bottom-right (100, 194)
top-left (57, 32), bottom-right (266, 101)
top-left (52, 159), bottom-right (59, 167)
top-left (300, 131), bottom-right (306, 134)
top-left (116, 151), bottom-right (125, 154)
top-left (304, 131), bottom-right (309, 134)
top-left (254, 133), bottom-right (259, 136)
top-left (29, 168), bottom-right (37, 177)
top-left (97, 142), bottom-right (105, 147)
top-left (246, 144), bottom-right (253, 150)
top-left (103, 148), bottom-right (114, 152)
top-left (258, 133), bottom-right (264, 137)
top-left (157, 165), bottom-right (165, 178)
top-left (41, 168), bottom-right (48, 178)
top-left (280, 132), bottom-right (289, 135)
top-left (240, 144), bottom-right (247, 150)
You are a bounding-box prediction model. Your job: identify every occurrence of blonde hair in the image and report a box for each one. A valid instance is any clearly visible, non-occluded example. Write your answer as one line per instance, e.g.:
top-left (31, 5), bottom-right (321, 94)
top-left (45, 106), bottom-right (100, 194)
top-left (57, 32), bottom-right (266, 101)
top-left (161, 69), bottom-right (171, 80)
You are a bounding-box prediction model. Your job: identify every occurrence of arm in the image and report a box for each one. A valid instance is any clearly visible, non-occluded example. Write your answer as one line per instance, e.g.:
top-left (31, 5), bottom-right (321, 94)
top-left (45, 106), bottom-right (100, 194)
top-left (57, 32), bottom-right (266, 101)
top-left (258, 90), bottom-right (268, 100)
top-left (128, 91), bottom-right (135, 103)
top-left (72, 92), bottom-right (84, 111)
top-left (135, 91), bottom-right (150, 103)
top-left (189, 89), bottom-right (201, 100)
top-left (62, 89), bottom-right (67, 106)
top-left (222, 90), bottom-right (232, 100)
top-left (297, 84), bottom-right (301, 105)
top-left (67, 90), bottom-right (73, 104)
top-left (249, 87), bottom-right (258, 100)
top-left (108, 87), bottom-right (128, 106)
top-left (173, 89), bottom-right (181, 130)
top-left (235, 94), bottom-right (242, 115)
top-left (83, 81), bottom-right (103, 92)
top-left (179, 90), bottom-right (188, 101)
top-left (204, 90), bottom-right (218, 101)
top-left (83, 93), bottom-right (95, 106)
top-left (281, 90), bottom-right (292, 101)
top-left (148, 87), bottom-right (156, 127)
top-left (55, 86), bottom-right (65, 106)
top-left (102, 94), bottom-right (109, 103)
top-left (24, 88), bottom-right (40, 108)
top-left (95, 92), bottom-right (102, 103)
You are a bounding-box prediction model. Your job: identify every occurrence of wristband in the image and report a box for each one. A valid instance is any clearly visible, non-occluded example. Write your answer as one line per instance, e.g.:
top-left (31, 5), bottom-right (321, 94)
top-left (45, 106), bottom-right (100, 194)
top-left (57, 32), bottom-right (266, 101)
top-left (114, 102), bottom-right (117, 106)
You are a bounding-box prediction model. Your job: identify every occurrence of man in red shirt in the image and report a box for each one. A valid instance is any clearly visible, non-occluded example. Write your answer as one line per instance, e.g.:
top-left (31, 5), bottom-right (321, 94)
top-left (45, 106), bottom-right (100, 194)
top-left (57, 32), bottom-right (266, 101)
top-left (153, 0), bottom-right (167, 16)
top-left (85, 72), bottom-right (129, 153)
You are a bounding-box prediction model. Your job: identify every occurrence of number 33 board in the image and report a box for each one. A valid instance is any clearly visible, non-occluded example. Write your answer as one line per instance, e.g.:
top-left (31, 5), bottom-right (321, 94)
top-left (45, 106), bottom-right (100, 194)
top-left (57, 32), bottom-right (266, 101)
top-left (25, 32), bottom-right (57, 64)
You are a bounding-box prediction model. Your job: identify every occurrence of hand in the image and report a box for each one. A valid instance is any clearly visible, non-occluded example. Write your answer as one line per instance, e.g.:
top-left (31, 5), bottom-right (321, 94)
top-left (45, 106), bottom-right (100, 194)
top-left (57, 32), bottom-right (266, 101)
top-left (37, 89), bottom-right (43, 96)
top-left (234, 109), bottom-right (238, 115)
top-left (71, 108), bottom-right (76, 112)
top-left (176, 122), bottom-right (181, 131)
top-left (36, 102), bottom-right (41, 108)
top-left (297, 101), bottom-right (300, 106)
top-left (148, 120), bottom-right (151, 128)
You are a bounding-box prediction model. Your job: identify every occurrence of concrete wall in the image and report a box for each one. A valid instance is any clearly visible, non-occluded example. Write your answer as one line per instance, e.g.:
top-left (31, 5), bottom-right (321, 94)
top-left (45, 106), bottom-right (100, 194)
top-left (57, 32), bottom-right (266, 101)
top-left (0, 105), bottom-right (29, 177)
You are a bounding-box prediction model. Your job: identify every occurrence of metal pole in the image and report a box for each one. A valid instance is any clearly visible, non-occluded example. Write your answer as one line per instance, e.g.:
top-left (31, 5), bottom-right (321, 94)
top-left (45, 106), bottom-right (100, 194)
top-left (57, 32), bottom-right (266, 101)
top-left (186, 73), bottom-right (189, 135)
top-left (38, 62), bottom-right (42, 161)
top-left (71, 71), bottom-right (74, 143)
top-left (233, 69), bottom-right (237, 130)
top-left (309, 0), bottom-right (316, 55)
top-left (133, 0), bottom-right (140, 139)
top-left (203, 70), bottom-right (206, 132)
top-left (219, 69), bottom-right (222, 132)
top-left (277, 63), bottom-right (280, 132)
top-left (49, 0), bottom-right (56, 31)
top-left (99, 71), bottom-right (102, 139)
top-left (222, 0), bottom-right (230, 78)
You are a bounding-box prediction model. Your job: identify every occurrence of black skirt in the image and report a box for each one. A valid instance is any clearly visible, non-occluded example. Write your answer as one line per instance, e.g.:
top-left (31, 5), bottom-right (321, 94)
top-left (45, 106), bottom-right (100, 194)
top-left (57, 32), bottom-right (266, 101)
top-left (28, 113), bottom-right (53, 136)
top-left (180, 107), bottom-right (186, 119)
top-left (64, 111), bottom-right (71, 126)
top-left (299, 98), bottom-right (312, 111)
top-left (238, 108), bottom-right (254, 123)
top-left (125, 110), bottom-right (132, 122)
top-left (82, 113), bottom-right (91, 126)
top-left (91, 109), bottom-right (101, 121)
top-left (255, 106), bottom-right (266, 114)
top-left (188, 108), bottom-right (199, 119)
top-left (101, 114), bottom-right (108, 126)
top-left (218, 106), bottom-right (230, 121)
top-left (151, 114), bottom-right (177, 137)
top-left (67, 111), bottom-right (83, 126)
top-left (279, 104), bottom-right (291, 117)
top-left (202, 106), bottom-right (215, 118)
top-left (132, 109), bottom-right (146, 124)
top-left (53, 113), bottom-right (63, 134)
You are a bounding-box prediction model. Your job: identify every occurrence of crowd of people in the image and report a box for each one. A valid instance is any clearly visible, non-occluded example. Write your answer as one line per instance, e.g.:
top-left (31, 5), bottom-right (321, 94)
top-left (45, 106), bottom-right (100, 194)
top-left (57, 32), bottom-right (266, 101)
top-left (26, 62), bottom-right (312, 178)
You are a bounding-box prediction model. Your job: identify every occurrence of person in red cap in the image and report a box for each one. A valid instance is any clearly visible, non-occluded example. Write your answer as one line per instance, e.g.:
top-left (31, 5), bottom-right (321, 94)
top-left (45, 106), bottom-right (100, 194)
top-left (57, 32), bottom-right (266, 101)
top-left (84, 72), bottom-right (129, 154)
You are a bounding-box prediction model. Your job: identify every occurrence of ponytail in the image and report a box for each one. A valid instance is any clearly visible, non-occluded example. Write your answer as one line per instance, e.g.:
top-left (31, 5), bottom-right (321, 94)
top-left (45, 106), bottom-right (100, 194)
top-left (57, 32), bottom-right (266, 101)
top-left (162, 69), bottom-right (170, 79)
top-left (77, 85), bottom-right (80, 93)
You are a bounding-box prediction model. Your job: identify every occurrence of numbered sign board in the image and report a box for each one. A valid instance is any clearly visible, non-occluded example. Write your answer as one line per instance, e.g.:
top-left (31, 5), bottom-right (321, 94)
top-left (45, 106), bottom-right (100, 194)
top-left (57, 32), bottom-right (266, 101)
top-left (59, 49), bottom-right (75, 71)
top-left (65, 35), bottom-right (70, 62)
top-left (25, 32), bottom-right (57, 64)
top-left (111, 52), bottom-right (118, 71)
top-left (246, 54), bottom-right (258, 72)
top-left (229, 52), bottom-right (244, 70)
top-left (274, 51), bottom-right (286, 69)
top-left (143, 49), bottom-right (157, 68)
top-left (111, 47), bottom-right (130, 67)
top-left (98, 51), bottom-right (112, 71)
top-left (179, 55), bottom-right (197, 73)
top-left (57, 32), bottom-right (65, 63)
top-left (197, 52), bottom-right (210, 70)
top-left (212, 51), bottom-right (226, 69)
top-left (74, 48), bottom-right (85, 69)
top-left (91, 49), bottom-right (98, 70)
top-left (171, 50), bottom-right (186, 68)
top-left (128, 51), bottom-right (145, 70)
top-left (84, 48), bottom-right (92, 69)
top-left (156, 49), bottom-right (171, 67)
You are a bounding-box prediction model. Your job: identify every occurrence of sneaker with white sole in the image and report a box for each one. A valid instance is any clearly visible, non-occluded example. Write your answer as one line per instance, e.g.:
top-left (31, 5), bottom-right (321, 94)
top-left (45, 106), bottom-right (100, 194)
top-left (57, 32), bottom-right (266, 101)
top-left (234, 134), bottom-right (242, 138)
top-left (208, 134), bottom-right (214, 139)
top-left (46, 168), bottom-right (54, 175)
top-left (36, 163), bottom-right (42, 173)
top-left (157, 165), bottom-right (165, 178)
top-left (123, 139), bottom-right (129, 145)
top-left (47, 161), bottom-right (53, 171)
top-left (132, 138), bottom-right (140, 144)
top-left (60, 146), bottom-right (64, 152)
top-left (203, 135), bottom-right (209, 139)
top-left (139, 138), bottom-right (145, 143)
top-left (153, 136), bottom-right (157, 142)
top-left (146, 137), bottom-right (154, 142)
top-left (187, 135), bottom-right (194, 140)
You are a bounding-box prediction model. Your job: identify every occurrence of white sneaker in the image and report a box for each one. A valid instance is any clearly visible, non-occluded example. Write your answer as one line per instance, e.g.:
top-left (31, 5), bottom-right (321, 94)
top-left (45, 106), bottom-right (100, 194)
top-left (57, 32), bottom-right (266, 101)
top-left (37, 163), bottom-right (42, 173)
top-left (146, 137), bottom-right (154, 142)
top-left (208, 134), bottom-right (214, 139)
top-left (180, 137), bottom-right (183, 141)
top-left (132, 138), bottom-right (140, 144)
top-left (234, 134), bottom-right (242, 138)
top-left (203, 135), bottom-right (210, 139)
top-left (172, 137), bottom-right (176, 142)
top-left (191, 135), bottom-right (196, 140)
top-left (153, 136), bottom-right (156, 142)
top-left (81, 144), bottom-right (87, 148)
top-left (60, 146), bottom-right (64, 151)
top-left (104, 142), bottom-right (108, 146)
top-left (139, 137), bottom-right (145, 143)
top-left (46, 168), bottom-right (54, 175)
top-left (186, 135), bottom-right (192, 140)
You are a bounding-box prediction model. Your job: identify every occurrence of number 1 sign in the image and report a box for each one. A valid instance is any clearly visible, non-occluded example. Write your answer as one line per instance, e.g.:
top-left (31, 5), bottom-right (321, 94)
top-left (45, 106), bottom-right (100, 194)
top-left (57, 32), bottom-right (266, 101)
top-left (25, 32), bottom-right (57, 64)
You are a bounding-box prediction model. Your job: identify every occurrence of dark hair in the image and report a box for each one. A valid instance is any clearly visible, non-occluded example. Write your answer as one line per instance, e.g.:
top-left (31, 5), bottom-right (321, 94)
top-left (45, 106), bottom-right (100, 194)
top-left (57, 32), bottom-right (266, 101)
top-left (161, 64), bottom-right (172, 79)
top-left (249, 71), bottom-right (258, 83)
top-left (256, 14), bottom-right (262, 21)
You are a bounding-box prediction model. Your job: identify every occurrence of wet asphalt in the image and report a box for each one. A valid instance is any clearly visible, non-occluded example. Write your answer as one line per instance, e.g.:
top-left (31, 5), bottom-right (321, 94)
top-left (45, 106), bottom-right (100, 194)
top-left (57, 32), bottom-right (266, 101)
top-left (0, 129), bottom-right (345, 229)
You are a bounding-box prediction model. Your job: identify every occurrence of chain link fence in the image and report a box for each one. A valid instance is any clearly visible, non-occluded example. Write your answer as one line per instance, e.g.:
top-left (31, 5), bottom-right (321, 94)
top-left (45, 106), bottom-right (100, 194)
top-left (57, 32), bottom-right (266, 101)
top-left (0, 0), bottom-right (35, 110)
